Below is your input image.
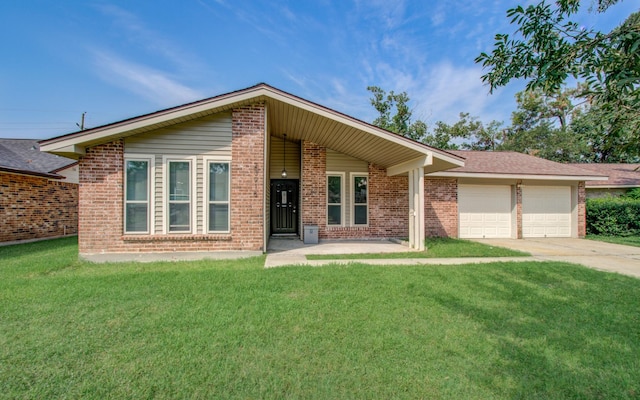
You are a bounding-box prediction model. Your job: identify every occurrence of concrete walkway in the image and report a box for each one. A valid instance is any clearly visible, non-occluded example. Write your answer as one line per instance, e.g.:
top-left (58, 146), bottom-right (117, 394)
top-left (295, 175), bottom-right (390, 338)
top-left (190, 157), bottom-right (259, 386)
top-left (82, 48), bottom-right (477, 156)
top-left (472, 238), bottom-right (640, 278)
top-left (266, 237), bottom-right (640, 278)
top-left (265, 237), bottom-right (535, 268)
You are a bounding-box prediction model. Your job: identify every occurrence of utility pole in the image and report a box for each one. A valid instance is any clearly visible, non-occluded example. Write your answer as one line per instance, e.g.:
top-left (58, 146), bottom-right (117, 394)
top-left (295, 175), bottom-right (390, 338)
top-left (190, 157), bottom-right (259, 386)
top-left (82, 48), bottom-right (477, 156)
top-left (76, 112), bottom-right (86, 130)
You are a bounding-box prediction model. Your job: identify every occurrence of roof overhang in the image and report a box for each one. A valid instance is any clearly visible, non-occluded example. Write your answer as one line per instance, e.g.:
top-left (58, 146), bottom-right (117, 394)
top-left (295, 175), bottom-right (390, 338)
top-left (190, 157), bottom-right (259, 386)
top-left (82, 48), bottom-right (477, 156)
top-left (586, 184), bottom-right (637, 189)
top-left (427, 171), bottom-right (609, 181)
top-left (40, 84), bottom-right (464, 174)
top-left (0, 166), bottom-right (64, 179)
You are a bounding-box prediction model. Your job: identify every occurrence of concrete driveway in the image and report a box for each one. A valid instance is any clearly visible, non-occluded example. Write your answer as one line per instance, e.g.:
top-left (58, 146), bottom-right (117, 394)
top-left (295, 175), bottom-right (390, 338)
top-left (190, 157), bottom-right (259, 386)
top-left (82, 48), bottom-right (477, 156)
top-left (472, 238), bottom-right (640, 278)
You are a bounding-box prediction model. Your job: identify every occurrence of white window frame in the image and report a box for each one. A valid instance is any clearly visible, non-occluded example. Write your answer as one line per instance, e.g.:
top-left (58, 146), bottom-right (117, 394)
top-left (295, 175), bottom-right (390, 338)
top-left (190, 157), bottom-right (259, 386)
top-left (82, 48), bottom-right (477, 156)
top-left (163, 156), bottom-right (197, 234)
top-left (123, 154), bottom-right (154, 235)
top-left (326, 172), bottom-right (345, 227)
top-left (204, 156), bottom-right (232, 234)
top-left (351, 172), bottom-right (369, 226)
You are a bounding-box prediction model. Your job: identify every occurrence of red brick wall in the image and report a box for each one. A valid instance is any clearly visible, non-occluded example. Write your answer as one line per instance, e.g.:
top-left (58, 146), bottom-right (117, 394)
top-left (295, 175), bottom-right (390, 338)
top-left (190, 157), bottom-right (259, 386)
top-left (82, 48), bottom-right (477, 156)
top-left (77, 105), bottom-right (265, 255)
top-left (424, 178), bottom-right (458, 237)
top-left (577, 181), bottom-right (586, 238)
top-left (78, 140), bottom-right (124, 254)
top-left (230, 105), bottom-right (265, 250)
top-left (301, 141), bottom-right (326, 230)
top-left (301, 141), bottom-right (408, 240)
top-left (0, 172), bottom-right (78, 242)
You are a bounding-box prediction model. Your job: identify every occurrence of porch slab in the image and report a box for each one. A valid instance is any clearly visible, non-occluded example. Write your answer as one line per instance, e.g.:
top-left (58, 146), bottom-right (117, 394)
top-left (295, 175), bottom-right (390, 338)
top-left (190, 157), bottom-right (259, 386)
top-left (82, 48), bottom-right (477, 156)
top-left (266, 237), bottom-right (416, 267)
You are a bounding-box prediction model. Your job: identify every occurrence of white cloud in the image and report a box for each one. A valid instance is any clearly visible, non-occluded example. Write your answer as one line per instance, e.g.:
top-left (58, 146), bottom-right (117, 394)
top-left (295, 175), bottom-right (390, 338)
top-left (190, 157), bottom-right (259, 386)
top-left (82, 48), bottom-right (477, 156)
top-left (95, 4), bottom-right (202, 73)
top-left (92, 51), bottom-right (203, 106)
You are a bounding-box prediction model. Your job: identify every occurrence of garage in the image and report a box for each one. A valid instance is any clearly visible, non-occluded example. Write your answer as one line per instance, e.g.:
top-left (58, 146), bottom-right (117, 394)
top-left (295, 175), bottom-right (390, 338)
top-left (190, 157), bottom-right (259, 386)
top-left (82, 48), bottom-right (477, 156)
top-left (522, 186), bottom-right (572, 237)
top-left (458, 185), bottom-right (512, 238)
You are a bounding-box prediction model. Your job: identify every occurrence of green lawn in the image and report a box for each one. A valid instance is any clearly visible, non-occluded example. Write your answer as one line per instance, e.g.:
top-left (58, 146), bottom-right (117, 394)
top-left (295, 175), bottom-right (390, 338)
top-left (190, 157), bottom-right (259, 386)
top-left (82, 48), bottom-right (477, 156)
top-left (587, 235), bottom-right (640, 248)
top-left (1, 237), bottom-right (639, 399)
top-left (306, 237), bottom-right (529, 260)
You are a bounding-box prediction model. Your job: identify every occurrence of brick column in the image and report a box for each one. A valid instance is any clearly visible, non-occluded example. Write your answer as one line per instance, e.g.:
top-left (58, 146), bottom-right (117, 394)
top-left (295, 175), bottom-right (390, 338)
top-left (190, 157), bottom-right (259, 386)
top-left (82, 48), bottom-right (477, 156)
top-left (78, 140), bottom-right (124, 254)
top-left (301, 141), bottom-right (326, 239)
top-left (515, 181), bottom-right (523, 239)
top-left (577, 181), bottom-right (586, 238)
top-left (231, 104), bottom-right (265, 250)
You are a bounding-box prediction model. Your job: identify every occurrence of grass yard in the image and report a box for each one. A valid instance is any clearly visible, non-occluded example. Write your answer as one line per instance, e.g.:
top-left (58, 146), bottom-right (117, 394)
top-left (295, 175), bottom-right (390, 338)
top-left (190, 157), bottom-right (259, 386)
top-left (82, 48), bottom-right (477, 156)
top-left (1, 237), bottom-right (639, 399)
top-left (587, 234), bottom-right (640, 248)
top-left (306, 237), bottom-right (529, 260)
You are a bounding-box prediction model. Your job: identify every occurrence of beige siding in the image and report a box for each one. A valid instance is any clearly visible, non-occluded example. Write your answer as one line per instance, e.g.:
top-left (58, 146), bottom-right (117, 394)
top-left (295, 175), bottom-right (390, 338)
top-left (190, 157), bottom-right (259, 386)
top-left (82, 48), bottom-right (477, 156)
top-left (125, 113), bottom-right (232, 234)
top-left (270, 137), bottom-right (300, 179)
top-left (326, 148), bottom-right (368, 226)
top-left (326, 148), bottom-right (367, 171)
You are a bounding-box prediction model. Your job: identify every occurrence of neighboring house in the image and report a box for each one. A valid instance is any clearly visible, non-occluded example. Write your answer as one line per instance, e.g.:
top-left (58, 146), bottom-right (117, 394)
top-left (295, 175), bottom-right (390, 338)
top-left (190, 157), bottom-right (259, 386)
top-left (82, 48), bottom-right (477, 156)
top-left (0, 139), bottom-right (78, 242)
top-left (568, 163), bottom-right (640, 198)
top-left (40, 84), bottom-right (605, 258)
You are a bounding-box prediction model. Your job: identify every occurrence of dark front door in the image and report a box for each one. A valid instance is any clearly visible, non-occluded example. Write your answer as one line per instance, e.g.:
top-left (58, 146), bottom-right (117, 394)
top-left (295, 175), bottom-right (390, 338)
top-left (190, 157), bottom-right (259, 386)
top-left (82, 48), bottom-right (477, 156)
top-left (271, 179), bottom-right (299, 234)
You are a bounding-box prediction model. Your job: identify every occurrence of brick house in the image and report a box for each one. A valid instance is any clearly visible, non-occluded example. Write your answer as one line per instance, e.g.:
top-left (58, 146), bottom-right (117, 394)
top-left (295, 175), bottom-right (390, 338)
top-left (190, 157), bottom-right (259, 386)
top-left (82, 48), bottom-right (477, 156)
top-left (40, 84), bottom-right (605, 258)
top-left (0, 139), bottom-right (78, 242)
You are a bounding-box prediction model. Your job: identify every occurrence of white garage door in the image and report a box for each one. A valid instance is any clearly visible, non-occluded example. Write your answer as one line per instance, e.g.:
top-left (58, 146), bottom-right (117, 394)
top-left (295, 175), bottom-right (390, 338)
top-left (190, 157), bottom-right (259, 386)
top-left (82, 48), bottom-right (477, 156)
top-left (459, 185), bottom-right (512, 238)
top-left (522, 186), bottom-right (572, 238)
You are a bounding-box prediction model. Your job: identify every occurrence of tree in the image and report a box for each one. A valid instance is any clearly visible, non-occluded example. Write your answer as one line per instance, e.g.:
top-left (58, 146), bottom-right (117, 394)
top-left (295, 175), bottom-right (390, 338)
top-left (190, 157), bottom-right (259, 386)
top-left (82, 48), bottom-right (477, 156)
top-left (425, 113), bottom-right (505, 151)
top-left (501, 87), bottom-right (589, 162)
top-left (367, 86), bottom-right (427, 142)
top-left (476, 0), bottom-right (640, 142)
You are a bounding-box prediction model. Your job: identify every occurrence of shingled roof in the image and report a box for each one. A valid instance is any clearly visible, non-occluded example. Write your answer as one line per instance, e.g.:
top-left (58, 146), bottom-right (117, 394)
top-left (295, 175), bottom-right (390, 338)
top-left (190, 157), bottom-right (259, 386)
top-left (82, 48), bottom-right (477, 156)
top-left (0, 139), bottom-right (76, 178)
top-left (428, 150), bottom-right (607, 180)
top-left (569, 163), bottom-right (640, 188)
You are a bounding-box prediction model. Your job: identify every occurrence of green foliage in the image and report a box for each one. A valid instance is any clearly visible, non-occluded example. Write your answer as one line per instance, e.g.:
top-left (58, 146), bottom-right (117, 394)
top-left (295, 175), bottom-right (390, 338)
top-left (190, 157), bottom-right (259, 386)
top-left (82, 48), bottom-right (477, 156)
top-left (306, 237), bottom-right (528, 260)
top-left (367, 86), bottom-right (427, 141)
top-left (626, 187), bottom-right (640, 200)
top-left (586, 196), bottom-right (640, 236)
top-left (476, 0), bottom-right (640, 146)
top-left (427, 113), bottom-right (505, 151)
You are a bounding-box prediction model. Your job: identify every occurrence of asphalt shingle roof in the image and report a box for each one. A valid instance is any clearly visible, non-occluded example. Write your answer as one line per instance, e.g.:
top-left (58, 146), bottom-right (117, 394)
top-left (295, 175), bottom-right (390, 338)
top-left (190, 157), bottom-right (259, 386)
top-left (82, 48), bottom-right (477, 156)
top-left (444, 150), bottom-right (608, 177)
top-left (0, 139), bottom-right (76, 175)
top-left (569, 163), bottom-right (640, 187)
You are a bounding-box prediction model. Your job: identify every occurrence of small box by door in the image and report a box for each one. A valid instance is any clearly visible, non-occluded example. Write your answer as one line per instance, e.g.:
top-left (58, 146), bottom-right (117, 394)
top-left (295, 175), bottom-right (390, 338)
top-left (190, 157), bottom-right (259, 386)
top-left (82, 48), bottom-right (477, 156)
top-left (303, 225), bottom-right (318, 244)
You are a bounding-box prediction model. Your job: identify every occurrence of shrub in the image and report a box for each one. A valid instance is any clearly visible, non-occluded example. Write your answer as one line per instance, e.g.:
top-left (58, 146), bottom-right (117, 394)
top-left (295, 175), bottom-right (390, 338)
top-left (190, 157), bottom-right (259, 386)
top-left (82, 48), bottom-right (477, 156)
top-left (586, 197), bottom-right (640, 236)
top-left (625, 187), bottom-right (640, 200)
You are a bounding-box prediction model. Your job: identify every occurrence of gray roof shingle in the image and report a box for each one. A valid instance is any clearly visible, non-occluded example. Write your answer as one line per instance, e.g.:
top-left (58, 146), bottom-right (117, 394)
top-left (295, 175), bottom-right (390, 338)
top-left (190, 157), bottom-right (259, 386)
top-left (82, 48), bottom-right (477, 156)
top-left (0, 139), bottom-right (76, 176)
top-left (443, 150), bottom-right (608, 177)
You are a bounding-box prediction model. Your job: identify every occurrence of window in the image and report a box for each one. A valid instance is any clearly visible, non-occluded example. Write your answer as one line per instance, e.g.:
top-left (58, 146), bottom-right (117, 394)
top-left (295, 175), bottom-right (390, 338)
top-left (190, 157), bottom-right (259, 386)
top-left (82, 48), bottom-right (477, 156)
top-left (207, 161), bottom-right (230, 232)
top-left (352, 175), bottom-right (368, 225)
top-left (125, 159), bottom-right (151, 233)
top-left (327, 174), bottom-right (344, 225)
top-left (168, 160), bottom-right (192, 233)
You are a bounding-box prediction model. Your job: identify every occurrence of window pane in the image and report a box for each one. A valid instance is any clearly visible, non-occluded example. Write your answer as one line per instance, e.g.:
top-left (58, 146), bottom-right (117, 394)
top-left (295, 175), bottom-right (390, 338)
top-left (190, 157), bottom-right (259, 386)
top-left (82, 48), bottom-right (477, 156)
top-left (209, 204), bottom-right (229, 232)
top-left (209, 163), bottom-right (229, 202)
top-left (327, 205), bottom-right (341, 225)
top-left (169, 203), bottom-right (190, 231)
top-left (354, 204), bottom-right (367, 225)
top-left (328, 176), bottom-right (341, 204)
top-left (126, 203), bottom-right (148, 232)
top-left (169, 162), bottom-right (190, 201)
top-left (354, 176), bottom-right (367, 204)
top-left (126, 161), bottom-right (148, 201)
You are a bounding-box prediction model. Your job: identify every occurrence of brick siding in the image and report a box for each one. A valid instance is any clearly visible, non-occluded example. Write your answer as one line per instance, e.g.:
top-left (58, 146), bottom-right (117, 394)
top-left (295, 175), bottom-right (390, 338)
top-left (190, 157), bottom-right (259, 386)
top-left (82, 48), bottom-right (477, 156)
top-left (77, 105), bottom-right (265, 255)
top-left (577, 181), bottom-right (586, 237)
top-left (424, 178), bottom-right (458, 237)
top-left (301, 141), bottom-right (409, 240)
top-left (0, 172), bottom-right (78, 242)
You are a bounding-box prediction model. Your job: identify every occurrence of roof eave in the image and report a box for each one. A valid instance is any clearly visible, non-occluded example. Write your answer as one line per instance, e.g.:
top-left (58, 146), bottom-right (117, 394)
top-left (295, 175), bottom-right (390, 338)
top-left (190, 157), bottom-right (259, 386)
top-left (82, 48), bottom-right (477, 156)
top-left (427, 171), bottom-right (609, 181)
top-left (0, 166), bottom-right (64, 179)
top-left (39, 83), bottom-right (465, 169)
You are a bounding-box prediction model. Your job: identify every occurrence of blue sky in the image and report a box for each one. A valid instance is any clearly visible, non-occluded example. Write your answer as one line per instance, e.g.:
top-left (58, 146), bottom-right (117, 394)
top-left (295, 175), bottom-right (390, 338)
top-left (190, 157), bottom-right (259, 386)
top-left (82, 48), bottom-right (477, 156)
top-left (1, 0), bottom-right (637, 139)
